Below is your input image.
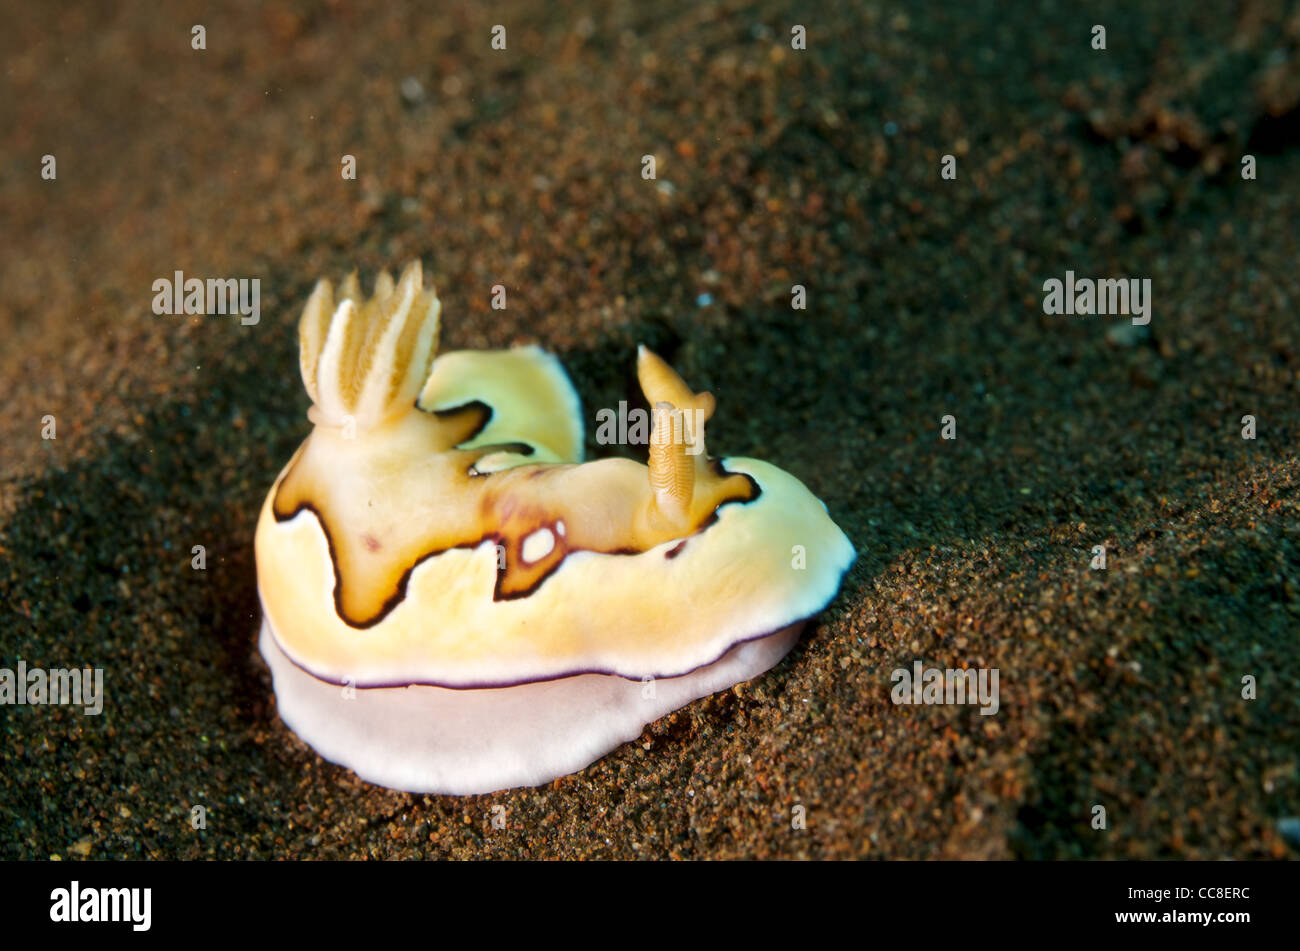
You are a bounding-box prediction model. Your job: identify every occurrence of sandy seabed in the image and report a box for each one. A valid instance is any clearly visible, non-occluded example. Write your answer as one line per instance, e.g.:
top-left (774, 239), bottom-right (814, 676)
top-left (1, 1), bottom-right (1298, 859)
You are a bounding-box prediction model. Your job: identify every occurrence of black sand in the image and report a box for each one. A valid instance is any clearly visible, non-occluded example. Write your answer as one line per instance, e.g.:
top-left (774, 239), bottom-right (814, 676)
top-left (1, 1), bottom-right (1297, 859)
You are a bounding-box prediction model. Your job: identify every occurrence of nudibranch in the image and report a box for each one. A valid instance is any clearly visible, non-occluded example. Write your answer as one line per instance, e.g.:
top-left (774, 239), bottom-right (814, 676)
top-left (256, 262), bottom-right (855, 795)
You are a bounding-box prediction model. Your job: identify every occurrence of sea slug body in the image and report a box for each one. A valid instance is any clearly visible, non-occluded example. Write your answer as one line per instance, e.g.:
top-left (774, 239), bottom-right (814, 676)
top-left (255, 262), bottom-right (855, 794)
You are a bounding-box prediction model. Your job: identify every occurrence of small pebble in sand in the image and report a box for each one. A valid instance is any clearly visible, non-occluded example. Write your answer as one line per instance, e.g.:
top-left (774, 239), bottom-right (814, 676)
top-left (1106, 322), bottom-right (1153, 348)
top-left (1279, 818), bottom-right (1300, 848)
top-left (400, 77), bottom-right (425, 105)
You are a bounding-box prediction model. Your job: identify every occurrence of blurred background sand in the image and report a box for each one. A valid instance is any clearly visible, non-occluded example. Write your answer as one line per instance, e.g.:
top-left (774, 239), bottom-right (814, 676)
top-left (1, 0), bottom-right (1297, 858)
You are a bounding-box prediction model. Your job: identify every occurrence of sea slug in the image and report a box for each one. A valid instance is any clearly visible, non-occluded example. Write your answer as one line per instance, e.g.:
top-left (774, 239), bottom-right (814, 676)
top-left (255, 262), bottom-right (855, 794)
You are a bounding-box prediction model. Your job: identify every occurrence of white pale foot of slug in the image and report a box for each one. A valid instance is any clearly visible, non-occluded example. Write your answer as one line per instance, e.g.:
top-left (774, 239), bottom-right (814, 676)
top-left (259, 616), bottom-right (803, 796)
